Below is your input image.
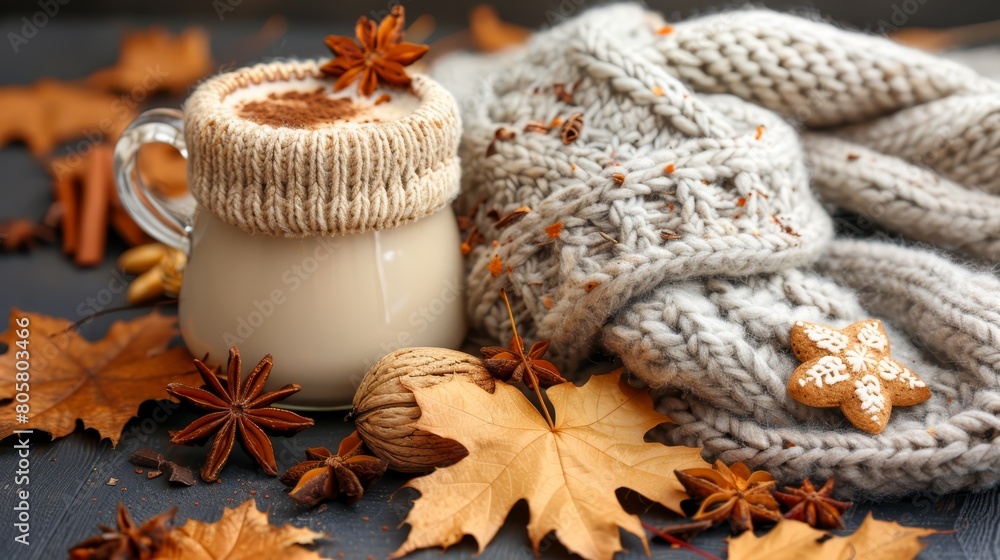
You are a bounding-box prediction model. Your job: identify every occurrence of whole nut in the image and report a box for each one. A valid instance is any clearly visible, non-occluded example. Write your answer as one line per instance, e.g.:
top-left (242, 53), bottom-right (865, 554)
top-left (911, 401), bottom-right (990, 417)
top-left (351, 347), bottom-right (495, 473)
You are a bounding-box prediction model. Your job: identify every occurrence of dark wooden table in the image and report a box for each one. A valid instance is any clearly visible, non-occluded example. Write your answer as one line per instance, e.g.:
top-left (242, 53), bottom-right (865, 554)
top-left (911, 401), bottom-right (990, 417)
top-left (1, 15), bottom-right (998, 560)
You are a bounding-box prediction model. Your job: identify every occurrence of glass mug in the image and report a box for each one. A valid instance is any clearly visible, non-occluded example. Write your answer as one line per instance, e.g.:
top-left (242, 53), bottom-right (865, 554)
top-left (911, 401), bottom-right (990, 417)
top-left (112, 62), bottom-right (466, 409)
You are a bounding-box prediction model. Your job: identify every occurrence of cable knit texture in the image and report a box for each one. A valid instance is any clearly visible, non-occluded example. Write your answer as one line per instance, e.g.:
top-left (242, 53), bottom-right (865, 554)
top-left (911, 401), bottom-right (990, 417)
top-left (183, 60), bottom-right (462, 236)
top-left (434, 5), bottom-right (1000, 496)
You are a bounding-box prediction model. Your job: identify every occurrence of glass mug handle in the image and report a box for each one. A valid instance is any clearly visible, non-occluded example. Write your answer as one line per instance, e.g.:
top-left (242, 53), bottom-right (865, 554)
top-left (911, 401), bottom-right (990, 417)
top-left (113, 108), bottom-right (197, 253)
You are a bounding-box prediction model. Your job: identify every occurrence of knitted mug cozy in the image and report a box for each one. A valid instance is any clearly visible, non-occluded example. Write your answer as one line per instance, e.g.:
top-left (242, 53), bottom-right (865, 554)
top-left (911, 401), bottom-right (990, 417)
top-left (434, 5), bottom-right (1000, 497)
top-left (182, 59), bottom-right (462, 236)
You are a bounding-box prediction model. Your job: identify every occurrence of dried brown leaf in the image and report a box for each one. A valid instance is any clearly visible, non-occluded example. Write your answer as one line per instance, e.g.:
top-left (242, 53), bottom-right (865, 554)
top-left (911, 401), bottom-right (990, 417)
top-left (0, 310), bottom-right (198, 445)
top-left (392, 370), bottom-right (708, 560)
top-left (728, 515), bottom-right (938, 560)
top-left (158, 498), bottom-right (327, 559)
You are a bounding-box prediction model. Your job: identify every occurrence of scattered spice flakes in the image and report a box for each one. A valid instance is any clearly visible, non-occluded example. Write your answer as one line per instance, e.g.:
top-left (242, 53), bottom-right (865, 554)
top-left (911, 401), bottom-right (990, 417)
top-left (737, 197), bottom-right (747, 207)
top-left (374, 93), bottom-right (391, 105)
top-left (652, 85), bottom-right (665, 96)
top-left (755, 125), bottom-right (766, 140)
top-left (561, 113), bottom-right (584, 144)
top-left (550, 116), bottom-right (563, 128)
top-left (847, 153), bottom-right (861, 161)
top-left (544, 222), bottom-right (563, 238)
top-left (664, 163), bottom-right (675, 174)
top-left (657, 25), bottom-right (675, 35)
top-left (542, 296), bottom-right (554, 309)
top-left (460, 227), bottom-right (484, 256)
top-left (584, 280), bottom-right (600, 293)
top-left (494, 205), bottom-right (531, 228)
top-left (553, 82), bottom-right (574, 104)
top-left (488, 255), bottom-right (504, 277)
top-left (770, 214), bottom-right (800, 237)
top-left (524, 121), bottom-right (550, 134)
top-left (496, 128), bottom-right (516, 141)
top-left (612, 173), bottom-right (626, 185)
top-left (486, 127), bottom-right (516, 157)
top-left (107, 477), bottom-right (119, 486)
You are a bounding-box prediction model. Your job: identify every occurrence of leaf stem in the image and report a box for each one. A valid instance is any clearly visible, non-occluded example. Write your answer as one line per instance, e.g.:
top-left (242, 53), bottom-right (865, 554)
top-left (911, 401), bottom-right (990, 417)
top-left (499, 289), bottom-right (554, 428)
top-left (641, 521), bottom-right (721, 560)
top-left (59, 299), bottom-right (179, 335)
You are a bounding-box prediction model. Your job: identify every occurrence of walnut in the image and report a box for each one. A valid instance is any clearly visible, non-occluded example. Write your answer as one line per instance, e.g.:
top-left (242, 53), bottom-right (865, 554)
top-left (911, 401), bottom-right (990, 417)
top-left (351, 347), bottom-right (495, 472)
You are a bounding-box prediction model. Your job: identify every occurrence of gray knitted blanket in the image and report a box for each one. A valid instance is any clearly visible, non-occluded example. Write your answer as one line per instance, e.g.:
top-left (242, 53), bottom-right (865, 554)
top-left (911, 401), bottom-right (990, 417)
top-left (433, 5), bottom-right (1000, 497)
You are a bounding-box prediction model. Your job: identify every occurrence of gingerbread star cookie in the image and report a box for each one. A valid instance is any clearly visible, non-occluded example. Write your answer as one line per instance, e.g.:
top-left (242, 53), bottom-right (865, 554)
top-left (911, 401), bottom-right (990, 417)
top-left (787, 320), bottom-right (931, 434)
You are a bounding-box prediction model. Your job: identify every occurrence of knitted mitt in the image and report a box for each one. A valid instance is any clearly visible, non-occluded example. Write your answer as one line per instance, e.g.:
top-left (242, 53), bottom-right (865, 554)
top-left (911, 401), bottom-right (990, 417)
top-left (435, 5), bottom-right (1000, 497)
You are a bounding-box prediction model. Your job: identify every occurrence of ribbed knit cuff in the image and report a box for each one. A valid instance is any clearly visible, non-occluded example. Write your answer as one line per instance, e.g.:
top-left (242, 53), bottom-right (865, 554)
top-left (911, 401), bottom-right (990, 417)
top-left (183, 60), bottom-right (462, 236)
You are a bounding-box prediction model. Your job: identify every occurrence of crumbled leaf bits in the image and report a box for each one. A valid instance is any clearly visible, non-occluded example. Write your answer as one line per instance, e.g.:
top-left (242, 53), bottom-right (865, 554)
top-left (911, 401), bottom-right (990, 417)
top-left (129, 448), bottom-right (196, 486)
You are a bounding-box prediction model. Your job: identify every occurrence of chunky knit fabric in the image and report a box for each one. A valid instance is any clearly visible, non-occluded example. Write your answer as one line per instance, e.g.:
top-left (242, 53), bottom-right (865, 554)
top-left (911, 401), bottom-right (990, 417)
top-left (435, 6), bottom-right (1000, 496)
top-left (183, 60), bottom-right (462, 236)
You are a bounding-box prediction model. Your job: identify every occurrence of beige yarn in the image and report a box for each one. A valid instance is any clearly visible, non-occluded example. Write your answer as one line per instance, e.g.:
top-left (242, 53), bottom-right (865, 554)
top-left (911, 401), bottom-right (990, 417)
top-left (183, 60), bottom-right (462, 236)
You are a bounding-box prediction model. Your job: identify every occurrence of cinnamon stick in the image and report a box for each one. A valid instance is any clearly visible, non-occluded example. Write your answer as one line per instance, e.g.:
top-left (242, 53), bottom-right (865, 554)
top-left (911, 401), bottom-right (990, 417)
top-left (75, 145), bottom-right (111, 266)
top-left (52, 173), bottom-right (79, 255)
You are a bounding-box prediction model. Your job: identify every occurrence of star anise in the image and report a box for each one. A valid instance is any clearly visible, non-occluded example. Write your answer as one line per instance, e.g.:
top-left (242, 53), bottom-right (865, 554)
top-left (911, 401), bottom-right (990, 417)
top-left (68, 502), bottom-right (175, 560)
top-left (321, 6), bottom-right (429, 97)
top-left (774, 478), bottom-right (853, 529)
top-left (0, 218), bottom-right (54, 252)
top-left (167, 346), bottom-right (315, 482)
top-left (280, 430), bottom-right (388, 507)
top-left (675, 460), bottom-right (782, 533)
top-left (480, 289), bottom-right (567, 389)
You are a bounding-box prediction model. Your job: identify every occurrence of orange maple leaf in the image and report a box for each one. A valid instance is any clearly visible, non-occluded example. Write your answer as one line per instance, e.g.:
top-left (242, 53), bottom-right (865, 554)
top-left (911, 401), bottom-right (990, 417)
top-left (0, 310), bottom-right (198, 445)
top-left (393, 370), bottom-right (708, 560)
top-left (158, 498), bottom-right (327, 559)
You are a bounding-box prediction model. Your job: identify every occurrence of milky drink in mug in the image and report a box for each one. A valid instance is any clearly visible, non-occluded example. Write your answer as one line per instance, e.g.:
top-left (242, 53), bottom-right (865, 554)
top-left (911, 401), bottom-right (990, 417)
top-left (114, 60), bottom-right (466, 408)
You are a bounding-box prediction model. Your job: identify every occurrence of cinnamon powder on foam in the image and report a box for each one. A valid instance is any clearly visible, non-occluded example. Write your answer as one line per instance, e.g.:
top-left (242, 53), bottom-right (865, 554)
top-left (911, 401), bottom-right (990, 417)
top-left (237, 88), bottom-right (379, 128)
